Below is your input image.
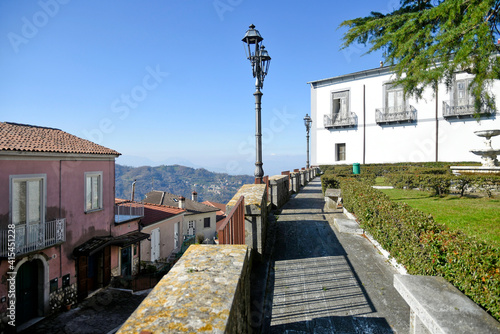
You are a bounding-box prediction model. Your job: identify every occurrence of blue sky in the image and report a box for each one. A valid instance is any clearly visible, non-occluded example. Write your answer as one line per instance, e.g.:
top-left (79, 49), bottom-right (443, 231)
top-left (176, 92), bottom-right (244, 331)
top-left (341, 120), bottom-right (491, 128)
top-left (0, 0), bottom-right (391, 176)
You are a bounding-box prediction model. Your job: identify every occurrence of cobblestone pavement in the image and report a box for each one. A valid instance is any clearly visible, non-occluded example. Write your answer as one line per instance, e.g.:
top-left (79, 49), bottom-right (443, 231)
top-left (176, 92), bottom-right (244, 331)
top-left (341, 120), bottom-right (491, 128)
top-left (19, 288), bottom-right (148, 334)
top-left (261, 178), bottom-right (410, 333)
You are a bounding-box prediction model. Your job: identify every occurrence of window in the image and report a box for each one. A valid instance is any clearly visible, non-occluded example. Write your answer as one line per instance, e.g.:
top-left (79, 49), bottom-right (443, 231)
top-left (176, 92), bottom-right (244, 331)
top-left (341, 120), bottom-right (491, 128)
top-left (85, 172), bottom-right (103, 212)
top-left (385, 85), bottom-right (405, 112)
top-left (11, 175), bottom-right (45, 225)
top-left (336, 143), bottom-right (346, 161)
top-left (332, 91), bottom-right (349, 119)
top-left (204, 217), bottom-right (210, 228)
top-left (455, 79), bottom-right (474, 107)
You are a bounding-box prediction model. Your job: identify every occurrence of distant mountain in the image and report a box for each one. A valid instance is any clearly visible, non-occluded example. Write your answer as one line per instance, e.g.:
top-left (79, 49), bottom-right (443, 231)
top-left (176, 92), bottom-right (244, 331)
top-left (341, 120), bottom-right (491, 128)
top-left (115, 164), bottom-right (254, 204)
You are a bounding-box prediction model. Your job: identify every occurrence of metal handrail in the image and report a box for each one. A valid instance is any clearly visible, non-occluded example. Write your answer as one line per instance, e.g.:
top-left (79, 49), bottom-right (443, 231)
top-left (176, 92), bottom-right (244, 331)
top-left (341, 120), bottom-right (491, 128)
top-left (217, 196), bottom-right (245, 245)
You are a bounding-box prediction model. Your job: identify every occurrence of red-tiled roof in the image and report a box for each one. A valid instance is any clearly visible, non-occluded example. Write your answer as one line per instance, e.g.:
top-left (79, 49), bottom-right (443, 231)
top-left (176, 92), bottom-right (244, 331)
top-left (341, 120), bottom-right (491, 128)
top-left (0, 122), bottom-right (120, 156)
top-left (141, 202), bottom-right (186, 227)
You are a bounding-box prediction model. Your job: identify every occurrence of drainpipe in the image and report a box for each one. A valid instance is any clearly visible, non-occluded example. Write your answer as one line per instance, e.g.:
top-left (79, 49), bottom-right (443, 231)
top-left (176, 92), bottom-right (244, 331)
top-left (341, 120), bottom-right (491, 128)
top-left (363, 84), bottom-right (366, 164)
top-left (435, 83), bottom-right (439, 162)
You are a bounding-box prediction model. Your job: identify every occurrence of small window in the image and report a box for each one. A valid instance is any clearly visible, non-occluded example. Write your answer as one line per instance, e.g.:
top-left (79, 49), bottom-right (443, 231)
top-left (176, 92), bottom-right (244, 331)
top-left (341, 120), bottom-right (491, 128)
top-left (336, 143), bottom-right (346, 161)
top-left (85, 172), bottom-right (103, 212)
top-left (204, 217), bottom-right (210, 228)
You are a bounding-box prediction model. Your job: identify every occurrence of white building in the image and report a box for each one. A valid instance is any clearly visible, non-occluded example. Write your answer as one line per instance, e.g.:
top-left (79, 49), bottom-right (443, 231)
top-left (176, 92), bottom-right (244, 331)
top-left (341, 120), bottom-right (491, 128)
top-left (308, 66), bottom-right (500, 165)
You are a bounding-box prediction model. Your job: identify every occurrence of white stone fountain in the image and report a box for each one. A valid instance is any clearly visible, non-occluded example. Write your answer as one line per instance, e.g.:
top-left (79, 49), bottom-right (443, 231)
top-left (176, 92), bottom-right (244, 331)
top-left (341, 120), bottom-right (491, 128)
top-left (451, 130), bottom-right (500, 175)
top-left (470, 130), bottom-right (500, 167)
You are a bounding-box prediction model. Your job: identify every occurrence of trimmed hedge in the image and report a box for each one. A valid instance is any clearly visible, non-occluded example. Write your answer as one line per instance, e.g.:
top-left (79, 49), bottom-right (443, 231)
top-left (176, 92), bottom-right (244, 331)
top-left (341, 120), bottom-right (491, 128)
top-left (335, 177), bottom-right (500, 321)
top-left (387, 173), bottom-right (500, 197)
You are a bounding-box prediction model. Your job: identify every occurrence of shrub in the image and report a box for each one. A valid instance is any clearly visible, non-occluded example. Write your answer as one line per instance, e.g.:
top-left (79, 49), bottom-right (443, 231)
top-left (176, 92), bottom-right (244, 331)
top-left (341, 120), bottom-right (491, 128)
top-left (340, 178), bottom-right (500, 320)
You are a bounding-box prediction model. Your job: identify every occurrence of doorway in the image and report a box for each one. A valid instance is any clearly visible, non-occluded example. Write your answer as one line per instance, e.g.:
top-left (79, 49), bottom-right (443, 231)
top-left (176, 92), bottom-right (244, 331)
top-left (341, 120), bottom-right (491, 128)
top-left (16, 260), bottom-right (41, 324)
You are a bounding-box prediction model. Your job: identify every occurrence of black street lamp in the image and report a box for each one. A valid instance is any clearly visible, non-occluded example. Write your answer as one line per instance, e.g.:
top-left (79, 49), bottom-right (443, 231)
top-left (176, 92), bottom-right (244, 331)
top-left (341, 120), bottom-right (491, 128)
top-left (242, 24), bottom-right (271, 184)
top-left (304, 114), bottom-right (312, 169)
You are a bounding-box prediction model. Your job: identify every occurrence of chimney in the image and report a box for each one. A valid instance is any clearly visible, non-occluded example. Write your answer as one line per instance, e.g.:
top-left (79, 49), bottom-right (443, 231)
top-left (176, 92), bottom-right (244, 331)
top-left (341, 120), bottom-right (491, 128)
top-left (192, 191), bottom-right (198, 202)
top-left (179, 196), bottom-right (186, 209)
top-left (131, 180), bottom-right (137, 202)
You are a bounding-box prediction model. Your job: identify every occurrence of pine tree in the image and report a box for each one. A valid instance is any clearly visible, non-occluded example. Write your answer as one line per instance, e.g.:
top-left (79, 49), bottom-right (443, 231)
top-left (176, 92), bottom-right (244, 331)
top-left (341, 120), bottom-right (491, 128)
top-left (340, 0), bottom-right (500, 113)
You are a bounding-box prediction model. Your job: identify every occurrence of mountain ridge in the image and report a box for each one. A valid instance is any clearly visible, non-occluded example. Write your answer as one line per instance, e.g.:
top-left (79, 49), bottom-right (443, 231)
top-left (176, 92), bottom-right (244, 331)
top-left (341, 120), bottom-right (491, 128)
top-left (115, 164), bottom-right (254, 204)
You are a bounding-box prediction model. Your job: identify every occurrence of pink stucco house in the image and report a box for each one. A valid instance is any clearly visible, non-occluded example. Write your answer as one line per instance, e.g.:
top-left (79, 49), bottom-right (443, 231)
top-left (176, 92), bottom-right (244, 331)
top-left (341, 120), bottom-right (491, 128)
top-left (0, 122), bottom-right (147, 327)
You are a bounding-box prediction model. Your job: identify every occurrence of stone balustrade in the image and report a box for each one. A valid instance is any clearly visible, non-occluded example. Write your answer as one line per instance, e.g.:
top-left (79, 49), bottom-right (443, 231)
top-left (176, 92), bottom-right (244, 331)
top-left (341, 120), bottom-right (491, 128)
top-left (117, 245), bottom-right (251, 334)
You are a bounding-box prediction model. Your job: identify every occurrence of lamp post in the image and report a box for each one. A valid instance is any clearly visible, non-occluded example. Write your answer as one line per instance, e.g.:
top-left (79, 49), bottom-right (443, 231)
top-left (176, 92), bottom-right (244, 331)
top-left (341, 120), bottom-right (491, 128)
top-left (304, 114), bottom-right (312, 169)
top-left (242, 24), bottom-right (271, 184)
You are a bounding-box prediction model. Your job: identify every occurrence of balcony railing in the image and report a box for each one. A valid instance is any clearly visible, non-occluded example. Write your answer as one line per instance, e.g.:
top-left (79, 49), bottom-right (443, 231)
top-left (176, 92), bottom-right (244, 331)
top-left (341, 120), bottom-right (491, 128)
top-left (0, 218), bottom-right (66, 257)
top-left (375, 105), bottom-right (417, 124)
top-left (115, 201), bottom-right (144, 223)
top-left (217, 196), bottom-right (245, 245)
top-left (324, 112), bottom-right (357, 128)
top-left (442, 101), bottom-right (494, 118)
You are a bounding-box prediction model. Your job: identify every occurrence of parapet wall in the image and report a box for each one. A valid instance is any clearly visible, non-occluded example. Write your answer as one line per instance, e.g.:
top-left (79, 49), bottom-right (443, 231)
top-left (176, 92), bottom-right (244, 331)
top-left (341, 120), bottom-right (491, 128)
top-left (116, 245), bottom-right (250, 334)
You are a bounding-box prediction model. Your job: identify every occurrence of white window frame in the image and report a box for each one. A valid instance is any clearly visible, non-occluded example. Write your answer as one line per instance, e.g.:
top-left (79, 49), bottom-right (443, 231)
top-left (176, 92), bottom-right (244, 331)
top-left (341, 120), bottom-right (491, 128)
top-left (84, 171), bottom-right (103, 212)
top-left (384, 84), bottom-right (405, 113)
top-left (10, 174), bottom-right (46, 225)
top-left (454, 78), bottom-right (474, 107)
top-left (331, 90), bottom-right (350, 120)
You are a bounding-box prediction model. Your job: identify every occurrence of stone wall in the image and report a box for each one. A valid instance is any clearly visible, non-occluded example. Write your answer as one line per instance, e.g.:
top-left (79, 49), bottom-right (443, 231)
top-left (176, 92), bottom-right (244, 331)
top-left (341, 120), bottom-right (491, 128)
top-left (49, 283), bottom-right (78, 312)
top-left (116, 245), bottom-right (251, 334)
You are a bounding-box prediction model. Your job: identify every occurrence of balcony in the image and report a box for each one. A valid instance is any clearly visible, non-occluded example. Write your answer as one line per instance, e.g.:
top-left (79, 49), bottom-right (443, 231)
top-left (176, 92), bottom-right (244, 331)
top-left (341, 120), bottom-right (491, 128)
top-left (442, 101), bottom-right (494, 118)
top-left (115, 201), bottom-right (144, 223)
top-left (0, 218), bottom-right (66, 257)
top-left (324, 112), bottom-right (357, 128)
top-left (375, 105), bottom-right (417, 124)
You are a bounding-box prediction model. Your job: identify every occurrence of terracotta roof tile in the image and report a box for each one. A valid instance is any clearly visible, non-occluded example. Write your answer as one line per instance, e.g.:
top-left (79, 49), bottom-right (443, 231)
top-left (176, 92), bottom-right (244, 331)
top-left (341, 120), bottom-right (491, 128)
top-left (141, 202), bottom-right (186, 227)
top-left (0, 122), bottom-right (120, 155)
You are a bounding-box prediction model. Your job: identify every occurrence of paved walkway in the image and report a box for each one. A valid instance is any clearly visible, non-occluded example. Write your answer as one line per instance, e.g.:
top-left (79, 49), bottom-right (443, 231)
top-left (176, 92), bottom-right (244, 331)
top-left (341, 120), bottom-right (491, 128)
top-left (261, 178), bottom-right (410, 333)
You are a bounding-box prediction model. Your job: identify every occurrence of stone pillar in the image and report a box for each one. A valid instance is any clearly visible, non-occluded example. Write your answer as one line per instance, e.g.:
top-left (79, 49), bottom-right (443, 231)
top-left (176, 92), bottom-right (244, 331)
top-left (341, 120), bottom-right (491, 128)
top-left (300, 170), bottom-right (306, 187)
top-left (290, 172), bottom-right (300, 193)
top-left (269, 175), bottom-right (289, 209)
top-left (226, 184), bottom-right (267, 257)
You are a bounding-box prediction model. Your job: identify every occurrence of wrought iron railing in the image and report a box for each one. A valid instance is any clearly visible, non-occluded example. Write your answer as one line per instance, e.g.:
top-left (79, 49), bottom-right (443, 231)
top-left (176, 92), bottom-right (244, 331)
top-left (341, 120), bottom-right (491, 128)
top-left (0, 218), bottom-right (66, 257)
top-left (115, 201), bottom-right (144, 223)
top-left (217, 196), bottom-right (245, 245)
top-left (442, 101), bottom-right (494, 118)
top-left (375, 105), bottom-right (417, 124)
top-left (324, 112), bottom-right (357, 128)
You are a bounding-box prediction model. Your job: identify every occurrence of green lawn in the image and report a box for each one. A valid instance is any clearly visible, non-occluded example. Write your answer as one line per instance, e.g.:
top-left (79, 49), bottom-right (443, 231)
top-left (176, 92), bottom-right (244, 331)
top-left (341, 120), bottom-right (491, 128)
top-left (379, 188), bottom-right (500, 247)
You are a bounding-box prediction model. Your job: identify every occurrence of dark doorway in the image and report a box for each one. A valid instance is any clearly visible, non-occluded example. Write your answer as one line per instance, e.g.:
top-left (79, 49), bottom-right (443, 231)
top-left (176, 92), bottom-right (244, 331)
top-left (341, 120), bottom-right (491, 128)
top-left (121, 246), bottom-right (132, 276)
top-left (16, 260), bottom-right (40, 324)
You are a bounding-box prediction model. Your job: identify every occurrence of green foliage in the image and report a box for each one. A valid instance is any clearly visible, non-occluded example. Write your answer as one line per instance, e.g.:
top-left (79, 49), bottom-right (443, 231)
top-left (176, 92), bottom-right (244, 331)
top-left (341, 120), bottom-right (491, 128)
top-left (339, 0), bottom-right (500, 115)
top-left (340, 178), bottom-right (500, 320)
